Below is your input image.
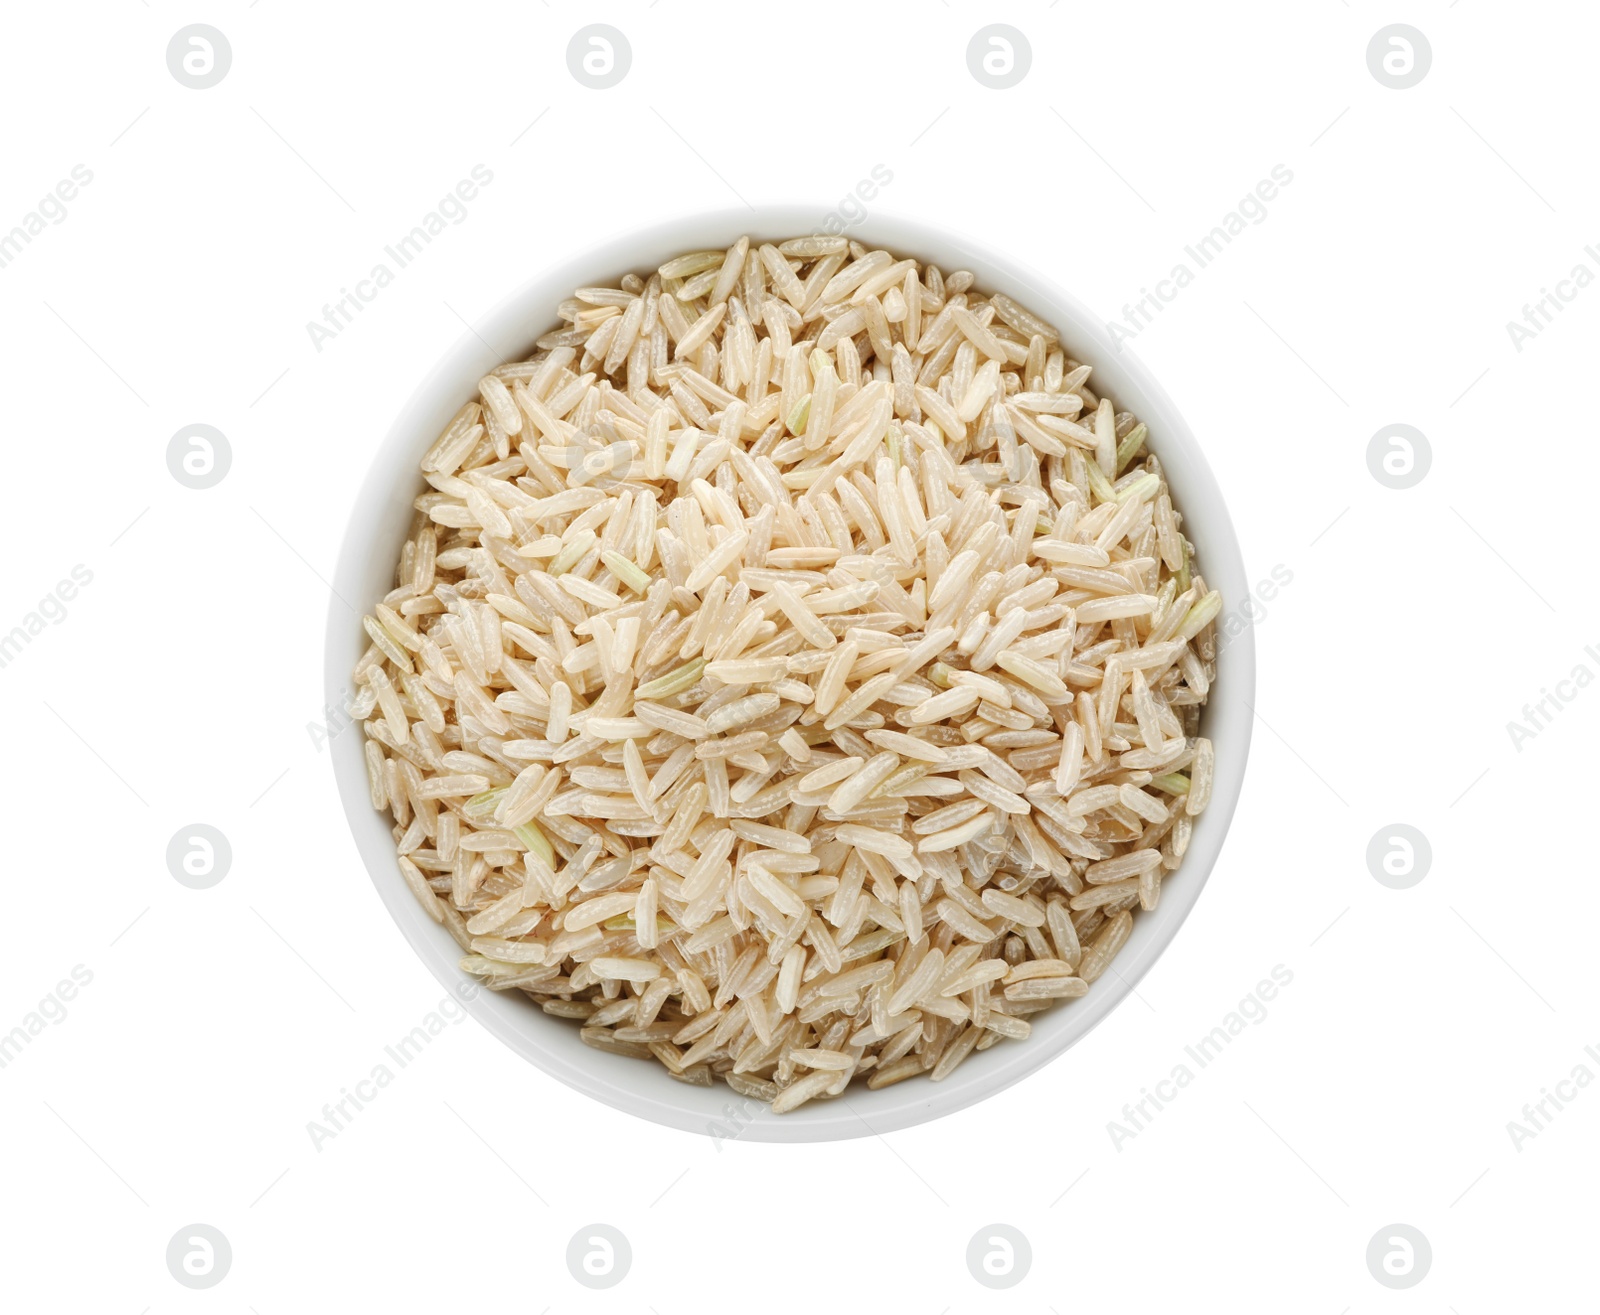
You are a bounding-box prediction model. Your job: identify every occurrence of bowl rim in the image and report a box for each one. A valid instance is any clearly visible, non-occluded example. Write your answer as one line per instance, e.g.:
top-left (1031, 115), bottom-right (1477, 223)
top-left (325, 203), bottom-right (1256, 1142)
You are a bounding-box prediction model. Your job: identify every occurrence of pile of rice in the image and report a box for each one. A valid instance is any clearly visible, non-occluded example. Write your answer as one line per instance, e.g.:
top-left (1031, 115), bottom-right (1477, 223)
top-left (356, 236), bottom-right (1219, 1114)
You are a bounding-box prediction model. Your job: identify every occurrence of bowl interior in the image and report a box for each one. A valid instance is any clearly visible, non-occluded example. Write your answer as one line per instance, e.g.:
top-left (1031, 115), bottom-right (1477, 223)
top-left (326, 206), bottom-right (1255, 1142)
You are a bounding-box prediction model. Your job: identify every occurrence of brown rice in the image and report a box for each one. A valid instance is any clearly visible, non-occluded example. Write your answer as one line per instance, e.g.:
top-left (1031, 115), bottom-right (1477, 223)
top-left (357, 236), bottom-right (1219, 1113)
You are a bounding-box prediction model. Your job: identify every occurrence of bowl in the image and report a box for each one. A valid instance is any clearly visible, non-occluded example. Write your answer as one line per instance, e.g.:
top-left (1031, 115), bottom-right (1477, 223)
top-left (326, 205), bottom-right (1255, 1142)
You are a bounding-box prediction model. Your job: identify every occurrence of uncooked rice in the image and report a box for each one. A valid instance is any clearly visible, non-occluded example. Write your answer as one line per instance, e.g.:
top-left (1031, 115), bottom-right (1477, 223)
top-left (357, 235), bottom-right (1219, 1113)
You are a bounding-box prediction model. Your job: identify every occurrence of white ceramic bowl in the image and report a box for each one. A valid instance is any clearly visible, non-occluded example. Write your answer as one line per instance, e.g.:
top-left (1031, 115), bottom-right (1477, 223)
top-left (326, 206), bottom-right (1254, 1142)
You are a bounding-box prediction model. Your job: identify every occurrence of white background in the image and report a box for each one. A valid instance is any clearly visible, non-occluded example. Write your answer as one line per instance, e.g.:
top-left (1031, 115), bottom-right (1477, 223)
top-left (2, 1), bottom-right (1593, 1309)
